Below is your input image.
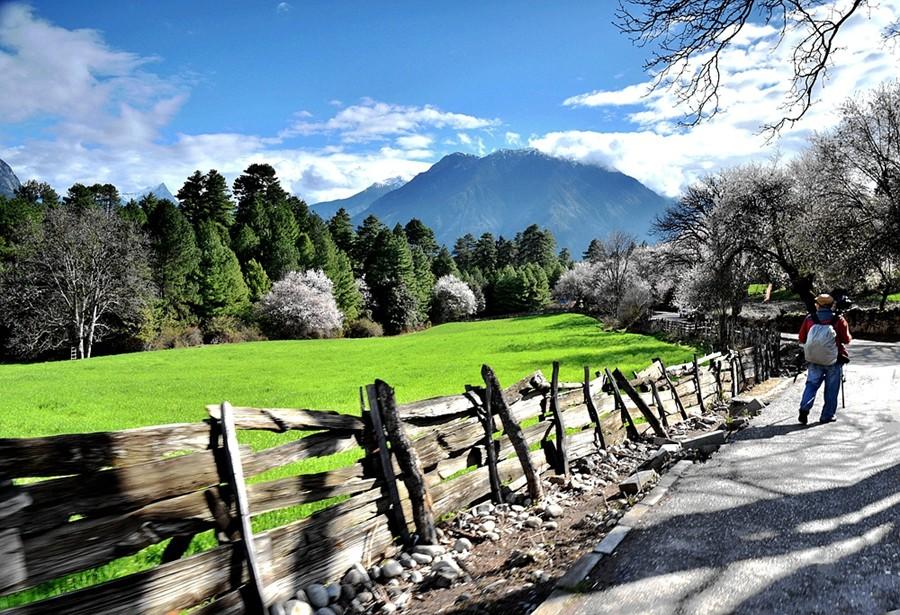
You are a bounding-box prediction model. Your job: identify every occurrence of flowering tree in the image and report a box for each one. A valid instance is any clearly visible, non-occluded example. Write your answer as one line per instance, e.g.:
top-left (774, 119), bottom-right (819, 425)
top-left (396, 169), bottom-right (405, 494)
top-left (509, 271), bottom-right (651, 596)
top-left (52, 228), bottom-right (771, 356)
top-left (257, 270), bottom-right (343, 339)
top-left (432, 275), bottom-right (477, 323)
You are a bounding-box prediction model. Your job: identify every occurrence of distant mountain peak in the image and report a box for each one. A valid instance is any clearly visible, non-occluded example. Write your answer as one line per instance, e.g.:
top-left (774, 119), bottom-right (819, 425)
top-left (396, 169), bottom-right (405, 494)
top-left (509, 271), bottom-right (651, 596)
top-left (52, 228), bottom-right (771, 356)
top-left (312, 177), bottom-right (407, 219)
top-left (122, 183), bottom-right (176, 203)
top-left (0, 158), bottom-right (22, 199)
top-left (355, 147), bottom-right (669, 253)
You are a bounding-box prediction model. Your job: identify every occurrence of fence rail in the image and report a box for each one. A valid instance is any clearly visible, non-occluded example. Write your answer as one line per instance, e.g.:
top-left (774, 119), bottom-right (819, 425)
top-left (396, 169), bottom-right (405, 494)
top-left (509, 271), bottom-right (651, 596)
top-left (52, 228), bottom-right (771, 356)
top-left (0, 330), bottom-right (781, 614)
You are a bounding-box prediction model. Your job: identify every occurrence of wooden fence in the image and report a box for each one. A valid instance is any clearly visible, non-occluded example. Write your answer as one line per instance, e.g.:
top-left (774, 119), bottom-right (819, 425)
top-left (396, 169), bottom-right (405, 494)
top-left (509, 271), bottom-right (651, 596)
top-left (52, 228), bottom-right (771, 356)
top-left (0, 336), bottom-right (780, 614)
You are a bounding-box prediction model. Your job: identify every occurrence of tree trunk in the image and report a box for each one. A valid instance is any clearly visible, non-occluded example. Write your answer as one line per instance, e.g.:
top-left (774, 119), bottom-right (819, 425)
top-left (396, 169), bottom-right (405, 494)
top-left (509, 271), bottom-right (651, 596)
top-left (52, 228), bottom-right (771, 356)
top-left (880, 291), bottom-right (888, 312)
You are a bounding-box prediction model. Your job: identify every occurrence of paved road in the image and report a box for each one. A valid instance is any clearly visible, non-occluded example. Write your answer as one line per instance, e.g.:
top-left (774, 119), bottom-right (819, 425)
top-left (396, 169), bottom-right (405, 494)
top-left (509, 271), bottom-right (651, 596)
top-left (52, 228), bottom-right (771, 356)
top-left (568, 339), bottom-right (900, 615)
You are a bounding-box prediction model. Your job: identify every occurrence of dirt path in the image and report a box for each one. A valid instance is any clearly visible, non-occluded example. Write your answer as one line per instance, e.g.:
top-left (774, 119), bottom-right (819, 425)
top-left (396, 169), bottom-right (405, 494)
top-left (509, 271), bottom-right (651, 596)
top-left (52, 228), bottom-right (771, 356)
top-left (545, 339), bottom-right (900, 614)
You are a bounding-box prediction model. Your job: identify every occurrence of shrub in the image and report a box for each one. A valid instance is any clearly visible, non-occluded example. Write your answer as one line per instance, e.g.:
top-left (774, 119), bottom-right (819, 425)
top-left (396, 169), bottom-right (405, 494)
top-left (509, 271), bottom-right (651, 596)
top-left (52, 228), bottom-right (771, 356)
top-left (432, 275), bottom-right (477, 323)
top-left (203, 315), bottom-right (265, 345)
top-left (347, 318), bottom-right (384, 338)
top-left (145, 324), bottom-right (204, 350)
top-left (257, 270), bottom-right (343, 339)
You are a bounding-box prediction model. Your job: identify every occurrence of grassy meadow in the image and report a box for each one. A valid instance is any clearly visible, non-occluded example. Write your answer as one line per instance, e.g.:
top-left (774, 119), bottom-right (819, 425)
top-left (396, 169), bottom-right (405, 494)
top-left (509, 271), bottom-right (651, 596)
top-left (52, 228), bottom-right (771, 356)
top-left (0, 313), bottom-right (694, 608)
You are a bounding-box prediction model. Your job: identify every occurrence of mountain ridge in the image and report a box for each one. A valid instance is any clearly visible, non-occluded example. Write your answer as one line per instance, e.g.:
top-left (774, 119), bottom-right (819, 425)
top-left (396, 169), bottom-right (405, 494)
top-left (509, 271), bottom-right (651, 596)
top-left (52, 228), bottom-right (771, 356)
top-left (339, 149), bottom-right (669, 253)
top-left (0, 159), bottom-right (21, 198)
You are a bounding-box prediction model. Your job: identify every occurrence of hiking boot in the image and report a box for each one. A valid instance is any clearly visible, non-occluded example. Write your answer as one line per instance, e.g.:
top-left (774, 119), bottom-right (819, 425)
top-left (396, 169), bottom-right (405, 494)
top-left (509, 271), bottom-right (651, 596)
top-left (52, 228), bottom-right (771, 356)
top-left (819, 417), bottom-right (836, 424)
top-left (798, 410), bottom-right (808, 425)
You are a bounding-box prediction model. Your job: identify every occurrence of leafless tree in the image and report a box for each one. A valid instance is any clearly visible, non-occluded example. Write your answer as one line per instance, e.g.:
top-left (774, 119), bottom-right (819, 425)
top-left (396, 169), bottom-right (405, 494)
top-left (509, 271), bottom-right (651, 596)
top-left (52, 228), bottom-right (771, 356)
top-left (615, 0), bottom-right (889, 131)
top-left (1, 207), bottom-right (153, 359)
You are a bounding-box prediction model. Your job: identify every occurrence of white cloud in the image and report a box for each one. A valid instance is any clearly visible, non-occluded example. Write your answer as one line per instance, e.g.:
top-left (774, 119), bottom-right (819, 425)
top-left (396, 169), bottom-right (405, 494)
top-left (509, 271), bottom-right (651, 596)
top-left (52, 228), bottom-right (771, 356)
top-left (0, 3), bottom-right (186, 136)
top-left (456, 132), bottom-right (472, 145)
top-left (276, 2), bottom-right (292, 14)
top-left (395, 134), bottom-right (433, 150)
top-left (0, 5), bottom-right (496, 204)
top-left (505, 131), bottom-right (521, 146)
top-left (546, 1), bottom-right (900, 196)
top-left (282, 98), bottom-right (499, 142)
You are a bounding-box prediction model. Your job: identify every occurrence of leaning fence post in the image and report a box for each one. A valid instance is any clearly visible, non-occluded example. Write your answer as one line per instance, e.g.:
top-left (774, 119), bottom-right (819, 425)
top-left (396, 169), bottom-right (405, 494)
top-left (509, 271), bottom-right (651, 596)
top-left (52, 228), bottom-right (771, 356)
top-left (219, 402), bottom-right (268, 614)
top-left (583, 366), bottom-right (606, 450)
top-left (482, 364), bottom-right (543, 502)
top-left (605, 368), bottom-right (640, 440)
top-left (613, 368), bottom-right (668, 438)
top-left (649, 380), bottom-right (670, 428)
top-left (692, 355), bottom-right (706, 413)
top-left (373, 380), bottom-right (438, 546)
top-left (363, 385), bottom-right (410, 546)
top-left (654, 358), bottom-right (689, 420)
top-left (549, 362), bottom-right (570, 479)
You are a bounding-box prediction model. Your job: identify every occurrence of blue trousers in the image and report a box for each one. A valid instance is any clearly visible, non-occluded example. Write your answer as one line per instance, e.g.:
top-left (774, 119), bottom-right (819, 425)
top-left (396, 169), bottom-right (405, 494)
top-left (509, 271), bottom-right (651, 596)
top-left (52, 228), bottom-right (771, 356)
top-left (799, 363), bottom-right (843, 421)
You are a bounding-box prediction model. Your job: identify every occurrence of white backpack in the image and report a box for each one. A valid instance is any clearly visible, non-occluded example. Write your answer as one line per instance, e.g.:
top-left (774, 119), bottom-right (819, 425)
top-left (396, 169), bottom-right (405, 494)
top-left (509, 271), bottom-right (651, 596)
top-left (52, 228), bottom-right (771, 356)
top-left (804, 317), bottom-right (838, 366)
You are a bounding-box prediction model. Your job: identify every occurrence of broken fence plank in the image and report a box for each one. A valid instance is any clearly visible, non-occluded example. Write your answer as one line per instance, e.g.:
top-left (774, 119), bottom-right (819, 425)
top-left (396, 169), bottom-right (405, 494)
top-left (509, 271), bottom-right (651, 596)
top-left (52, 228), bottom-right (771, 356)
top-left (612, 369), bottom-right (668, 439)
top-left (364, 384), bottom-right (409, 546)
top-left (207, 406), bottom-right (364, 432)
top-left (549, 362), bottom-right (570, 478)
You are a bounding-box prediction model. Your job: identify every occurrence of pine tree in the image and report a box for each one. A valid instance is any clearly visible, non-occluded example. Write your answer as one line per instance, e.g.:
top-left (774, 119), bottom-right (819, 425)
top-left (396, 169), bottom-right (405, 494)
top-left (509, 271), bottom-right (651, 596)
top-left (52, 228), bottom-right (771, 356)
top-left (453, 233), bottom-right (477, 272)
top-left (432, 246), bottom-right (459, 278)
top-left (496, 235), bottom-right (517, 269)
top-left (328, 208), bottom-right (355, 255)
top-left (473, 232), bottom-right (497, 272)
top-left (146, 200), bottom-right (201, 319)
top-left (584, 238), bottom-right (605, 262)
top-left (354, 215), bottom-right (387, 275)
top-left (368, 228), bottom-right (419, 333)
top-left (177, 170), bottom-right (235, 230)
top-left (329, 250), bottom-right (363, 324)
top-left (410, 245), bottom-right (435, 322)
top-left (195, 221), bottom-right (249, 319)
top-left (404, 218), bottom-right (439, 259)
top-left (243, 258), bottom-right (271, 302)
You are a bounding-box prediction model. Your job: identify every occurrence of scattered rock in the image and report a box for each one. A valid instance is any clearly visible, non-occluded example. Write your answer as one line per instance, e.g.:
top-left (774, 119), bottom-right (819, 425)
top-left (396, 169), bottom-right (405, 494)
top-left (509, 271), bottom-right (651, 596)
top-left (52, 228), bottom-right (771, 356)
top-left (619, 470), bottom-right (658, 495)
top-left (453, 537), bottom-right (473, 552)
top-left (410, 552), bottom-right (432, 565)
top-left (480, 520), bottom-right (497, 532)
top-left (381, 559), bottom-right (404, 579)
top-left (413, 544), bottom-right (445, 557)
top-left (409, 570), bottom-right (424, 583)
top-left (542, 521), bottom-right (559, 531)
top-left (543, 503), bottom-right (563, 518)
top-left (314, 608), bottom-right (336, 615)
top-left (340, 584), bottom-right (356, 602)
top-left (270, 604), bottom-right (286, 615)
top-left (524, 516), bottom-right (542, 528)
top-left (325, 583), bottom-right (341, 602)
top-left (285, 601), bottom-right (313, 615)
top-left (679, 430), bottom-right (727, 449)
top-left (305, 584), bottom-right (329, 609)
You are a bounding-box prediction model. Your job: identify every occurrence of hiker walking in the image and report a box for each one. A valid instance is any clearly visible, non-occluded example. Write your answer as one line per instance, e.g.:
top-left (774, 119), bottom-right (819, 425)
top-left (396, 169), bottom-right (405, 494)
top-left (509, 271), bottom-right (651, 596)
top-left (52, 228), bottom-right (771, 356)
top-left (797, 294), bottom-right (852, 424)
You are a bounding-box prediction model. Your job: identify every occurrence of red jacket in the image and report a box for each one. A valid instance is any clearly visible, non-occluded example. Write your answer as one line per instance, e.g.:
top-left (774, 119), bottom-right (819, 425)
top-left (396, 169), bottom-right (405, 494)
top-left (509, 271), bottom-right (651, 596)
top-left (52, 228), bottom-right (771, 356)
top-left (799, 310), bottom-right (852, 361)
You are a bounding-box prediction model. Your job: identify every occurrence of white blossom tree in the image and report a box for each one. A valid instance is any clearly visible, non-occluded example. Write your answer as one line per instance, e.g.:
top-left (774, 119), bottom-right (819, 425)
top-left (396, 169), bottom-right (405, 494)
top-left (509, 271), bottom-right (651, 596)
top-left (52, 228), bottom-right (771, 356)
top-left (432, 275), bottom-right (477, 323)
top-left (257, 270), bottom-right (343, 339)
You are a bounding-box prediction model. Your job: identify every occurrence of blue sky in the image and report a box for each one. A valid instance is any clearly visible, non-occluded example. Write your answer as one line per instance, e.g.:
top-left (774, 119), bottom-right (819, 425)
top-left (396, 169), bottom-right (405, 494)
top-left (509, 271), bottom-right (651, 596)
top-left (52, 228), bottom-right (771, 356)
top-left (1, 1), bottom-right (899, 202)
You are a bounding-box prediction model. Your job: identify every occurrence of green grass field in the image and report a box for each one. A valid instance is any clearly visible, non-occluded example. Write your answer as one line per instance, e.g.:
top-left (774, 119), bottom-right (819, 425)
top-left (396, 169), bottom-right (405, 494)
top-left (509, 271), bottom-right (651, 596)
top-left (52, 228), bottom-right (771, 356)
top-left (0, 313), bottom-right (694, 608)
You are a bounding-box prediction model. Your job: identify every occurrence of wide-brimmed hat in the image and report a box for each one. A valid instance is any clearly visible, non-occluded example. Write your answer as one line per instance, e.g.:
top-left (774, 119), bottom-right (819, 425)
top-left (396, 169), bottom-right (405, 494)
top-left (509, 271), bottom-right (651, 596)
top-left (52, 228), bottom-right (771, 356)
top-left (815, 293), bottom-right (834, 307)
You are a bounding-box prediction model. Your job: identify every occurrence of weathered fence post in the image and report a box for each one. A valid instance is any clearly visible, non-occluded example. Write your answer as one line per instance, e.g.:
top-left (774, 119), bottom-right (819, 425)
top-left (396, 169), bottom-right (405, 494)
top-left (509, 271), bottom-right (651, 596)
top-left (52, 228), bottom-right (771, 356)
top-left (466, 385), bottom-right (502, 504)
top-left (549, 362), bottom-right (570, 479)
top-left (649, 380), bottom-right (669, 428)
top-left (218, 402), bottom-right (268, 614)
top-left (373, 380), bottom-right (438, 546)
top-left (654, 358), bottom-right (689, 420)
top-left (730, 352), bottom-right (739, 396)
top-left (612, 368), bottom-right (668, 438)
top-left (482, 364), bottom-right (543, 502)
top-left (363, 385), bottom-right (410, 546)
top-left (583, 366), bottom-right (606, 450)
top-left (692, 355), bottom-right (706, 413)
top-left (605, 368), bottom-right (640, 440)
top-left (713, 359), bottom-right (723, 400)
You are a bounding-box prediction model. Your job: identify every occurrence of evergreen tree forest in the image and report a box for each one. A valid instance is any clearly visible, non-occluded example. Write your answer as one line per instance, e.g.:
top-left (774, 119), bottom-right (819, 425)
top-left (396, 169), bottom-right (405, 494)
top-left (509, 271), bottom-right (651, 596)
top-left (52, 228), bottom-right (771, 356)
top-left (0, 165), bottom-right (572, 360)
